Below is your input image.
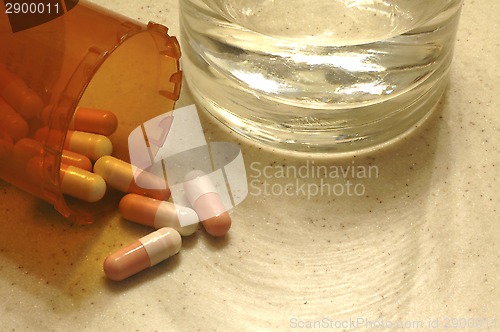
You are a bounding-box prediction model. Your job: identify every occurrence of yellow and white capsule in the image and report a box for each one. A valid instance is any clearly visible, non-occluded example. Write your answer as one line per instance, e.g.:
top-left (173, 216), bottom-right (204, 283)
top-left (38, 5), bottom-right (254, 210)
top-left (94, 156), bottom-right (170, 200)
top-left (35, 127), bottom-right (113, 161)
top-left (14, 138), bottom-right (92, 171)
top-left (103, 227), bottom-right (182, 281)
top-left (27, 157), bottom-right (106, 202)
top-left (64, 130), bottom-right (113, 161)
top-left (59, 163), bottom-right (107, 202)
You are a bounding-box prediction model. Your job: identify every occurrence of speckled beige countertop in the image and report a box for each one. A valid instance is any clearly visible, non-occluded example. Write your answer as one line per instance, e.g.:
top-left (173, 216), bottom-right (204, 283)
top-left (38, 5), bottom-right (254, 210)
top-left (1, 0), bottom-right (498, 331)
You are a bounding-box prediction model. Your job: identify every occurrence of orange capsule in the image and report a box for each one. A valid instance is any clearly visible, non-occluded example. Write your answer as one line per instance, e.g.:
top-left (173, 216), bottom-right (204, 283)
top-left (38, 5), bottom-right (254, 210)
top-left (103, 227), bottom-right (182, 281)
top-left (60, 150), bottom-right (92, 172)
top-left (183, 170), bottom-right (232, 237)
top-left (0, 64), bottom-right (43, 119)
top-left (69, 107), bottom-right (118, 136)
top-left (12, 138), bottom-right (43, 167)
top-left (94, 156), bottom-right (170, 200)
top-left (0, 132), bottom-right (13, 160)
top-left (119, 194), bottom-right (199, 236)
top-left (0, 96), bottom-right (29, 141)
top-left (33, 126), bottom-right (64, 145)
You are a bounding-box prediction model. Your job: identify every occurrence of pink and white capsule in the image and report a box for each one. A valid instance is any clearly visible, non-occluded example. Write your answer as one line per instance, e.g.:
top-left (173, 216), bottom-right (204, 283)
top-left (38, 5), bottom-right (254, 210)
top-left (119, 194), bottom-right (199, 236)
top-left (183, 170), bottom-right (232, 237)
top-left (103, 227), bottom-right (181, 281)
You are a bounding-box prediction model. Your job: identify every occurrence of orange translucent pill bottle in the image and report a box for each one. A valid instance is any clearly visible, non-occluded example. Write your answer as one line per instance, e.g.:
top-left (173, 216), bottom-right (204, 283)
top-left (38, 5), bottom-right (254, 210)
top-left (0, 1), bottom-right (181, 223)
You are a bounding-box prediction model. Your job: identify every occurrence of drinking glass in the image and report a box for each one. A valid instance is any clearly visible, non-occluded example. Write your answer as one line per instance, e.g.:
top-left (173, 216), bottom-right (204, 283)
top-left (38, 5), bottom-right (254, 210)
top-left (180, 0), bottom-right (463, 153)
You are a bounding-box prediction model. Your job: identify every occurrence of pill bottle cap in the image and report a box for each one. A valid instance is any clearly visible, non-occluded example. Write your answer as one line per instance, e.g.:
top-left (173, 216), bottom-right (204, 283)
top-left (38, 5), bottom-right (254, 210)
top-left (0, 2), bottom-right (181, 223)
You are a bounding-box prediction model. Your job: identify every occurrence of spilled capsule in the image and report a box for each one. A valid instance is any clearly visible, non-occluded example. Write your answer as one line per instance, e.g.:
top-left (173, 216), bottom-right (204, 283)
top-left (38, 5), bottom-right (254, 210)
top-left (119, 194), bottom-right (199, 236)
top-left (183, 170), bottom-right (232, 237)
top-left (94, 156), bottom-right (170, 200)
top-left (103, 227), bottom-right (181, 281)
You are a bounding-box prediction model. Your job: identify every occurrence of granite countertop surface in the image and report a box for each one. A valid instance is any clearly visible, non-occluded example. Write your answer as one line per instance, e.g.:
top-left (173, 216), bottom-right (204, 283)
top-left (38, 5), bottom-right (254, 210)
top-left (0, 0), bottom-right (498, 331)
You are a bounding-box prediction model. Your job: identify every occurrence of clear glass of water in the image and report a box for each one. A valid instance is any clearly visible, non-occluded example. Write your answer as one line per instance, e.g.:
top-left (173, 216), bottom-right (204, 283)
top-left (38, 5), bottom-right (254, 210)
top-left (179, 0), bottom-right (464, 153)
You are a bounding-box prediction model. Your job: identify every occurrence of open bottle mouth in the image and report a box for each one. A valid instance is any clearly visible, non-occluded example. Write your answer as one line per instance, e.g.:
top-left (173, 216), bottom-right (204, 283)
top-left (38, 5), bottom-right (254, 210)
top-left (0, 2), bottom-right (181, 223)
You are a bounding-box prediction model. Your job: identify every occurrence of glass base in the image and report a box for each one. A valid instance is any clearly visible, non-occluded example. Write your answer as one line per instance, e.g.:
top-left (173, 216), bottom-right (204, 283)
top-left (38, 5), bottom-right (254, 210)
top-left (185, 74), bottom-right (448, 155)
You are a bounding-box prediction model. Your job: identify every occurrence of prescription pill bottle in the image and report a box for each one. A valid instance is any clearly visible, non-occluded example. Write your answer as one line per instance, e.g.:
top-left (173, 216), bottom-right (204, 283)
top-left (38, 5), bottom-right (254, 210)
top-left (0, 1), bottom-right (181, 223)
